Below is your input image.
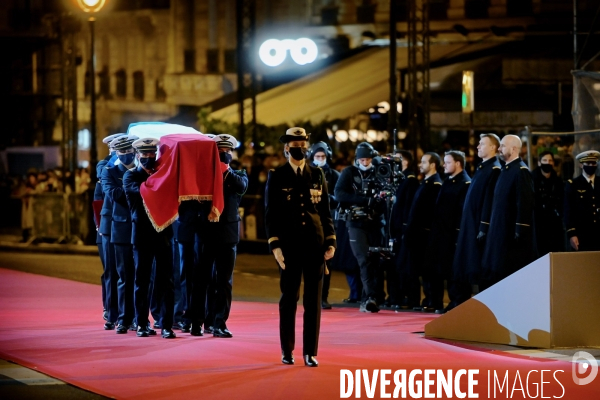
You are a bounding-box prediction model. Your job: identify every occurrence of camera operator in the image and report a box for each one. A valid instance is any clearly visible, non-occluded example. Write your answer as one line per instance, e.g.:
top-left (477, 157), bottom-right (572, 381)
top-left (334, 142), bottom-right (384, 313)
top-left (308, 142), bottom-right (339, 310)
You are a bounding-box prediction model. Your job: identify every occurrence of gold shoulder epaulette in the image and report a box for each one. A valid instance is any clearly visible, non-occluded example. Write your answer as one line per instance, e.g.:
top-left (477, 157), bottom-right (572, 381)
top-left (493, 166), bottom-right (500, 169)
top-left (407, 175), bottom-right (416, 178)
top-left (434, 181), bottom-right (442, 185)
top-left (520, 166), bottom-right (528, 170)
top-left (465, 181), bottom-right (471, 184)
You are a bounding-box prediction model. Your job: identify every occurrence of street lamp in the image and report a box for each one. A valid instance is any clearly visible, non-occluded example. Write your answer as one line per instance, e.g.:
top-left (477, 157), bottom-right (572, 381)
top-left (76, 0), bottom-right (106, 174)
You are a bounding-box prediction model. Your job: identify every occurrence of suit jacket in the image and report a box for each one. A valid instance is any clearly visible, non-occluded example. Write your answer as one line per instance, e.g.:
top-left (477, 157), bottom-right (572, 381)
top-left (390, 169), bottom-right (420, 239)
top-left (482, 158), bottom-right (536, 281)
top-left (564, 174), bottom-right (600, 251)
top-left (265, 162), bottom-right (336, 253)
top-left (200, 168), bottom-right (248, 244)
top-left (123, 166), bottom-right (173, 245)
top-left (101, 163), bottom-right (133, 244)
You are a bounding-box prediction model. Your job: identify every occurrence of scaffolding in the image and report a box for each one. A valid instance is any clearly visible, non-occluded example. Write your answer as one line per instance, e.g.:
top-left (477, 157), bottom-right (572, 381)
top-left (236, 0), bottom-right (256, 151)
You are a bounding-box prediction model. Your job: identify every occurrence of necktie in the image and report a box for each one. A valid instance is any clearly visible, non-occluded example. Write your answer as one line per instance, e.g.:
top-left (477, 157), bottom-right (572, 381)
top-left (297, 167), bottom-right (302, 179)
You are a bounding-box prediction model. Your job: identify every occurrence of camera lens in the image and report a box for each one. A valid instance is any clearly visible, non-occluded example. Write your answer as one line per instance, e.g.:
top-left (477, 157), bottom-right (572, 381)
top-left (377, 164), bottom-right (391, 178)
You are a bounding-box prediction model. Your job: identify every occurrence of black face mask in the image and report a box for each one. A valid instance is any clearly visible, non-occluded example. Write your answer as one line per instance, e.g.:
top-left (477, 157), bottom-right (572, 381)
top-left (139, 157), bottom-right (156, 170)
top-left (219, 152), bottom-right (233, 164)
top-left (288, 147), bottom-right (307, 161)
top-left (583, 165), bottom-right (597, 176)
top-left (540, 164), bottom-right (554, 173)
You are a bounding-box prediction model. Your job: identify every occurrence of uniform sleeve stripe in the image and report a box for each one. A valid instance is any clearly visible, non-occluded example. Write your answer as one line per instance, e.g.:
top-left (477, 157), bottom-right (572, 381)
top-left (480, 222), bottom-right (490, 225)
top-left (516, 223), bottom-right (530, 226)
top-left (325, 235), bottom-right (336, 240)
top-left (268, 237), bottom-right (279, 244)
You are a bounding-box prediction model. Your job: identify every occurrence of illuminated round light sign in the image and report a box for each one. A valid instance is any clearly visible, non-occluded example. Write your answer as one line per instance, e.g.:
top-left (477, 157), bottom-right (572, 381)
top-left (259, 38), bottom-right (318, 67)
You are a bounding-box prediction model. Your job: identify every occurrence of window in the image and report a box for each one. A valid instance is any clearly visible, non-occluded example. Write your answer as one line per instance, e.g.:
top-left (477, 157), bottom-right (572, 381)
top-left (206, 49), bottom-right (219, 73)
top-left (224, 49), bottom-right (236, 73)
top-left (98, 66), bottom-right (110, 98)
top-left (356, 1), bottom-right (376, 24)
top-left (507, 0), bottom-right (532, 17)
top-left (133, 71), bottom-right (144, 101)
top-left (429, 0), bottom-right (448, 20)
top-left (184, 50), bottom-right (196, 72)
top-left (155, 79), bottom-right (166, 101)
top-left (115, 69), bottom-right (126, 98)
top-left (465, 0), bottom-right (489, 19)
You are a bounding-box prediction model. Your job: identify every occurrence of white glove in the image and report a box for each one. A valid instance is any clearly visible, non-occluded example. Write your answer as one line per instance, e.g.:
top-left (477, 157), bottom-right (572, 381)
top-left (273, 248), bottom-right (285, 269)
top-left (324, 246), bottom-right (335, 260)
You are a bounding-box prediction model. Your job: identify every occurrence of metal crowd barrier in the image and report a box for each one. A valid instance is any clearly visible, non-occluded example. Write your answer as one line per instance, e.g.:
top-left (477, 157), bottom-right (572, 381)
top-left (30, 192), bottom-right (90, 244)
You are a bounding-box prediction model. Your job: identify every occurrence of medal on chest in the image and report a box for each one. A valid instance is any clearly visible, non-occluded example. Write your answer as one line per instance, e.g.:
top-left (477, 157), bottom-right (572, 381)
top-left (310, 183), bottom-right (322, 204)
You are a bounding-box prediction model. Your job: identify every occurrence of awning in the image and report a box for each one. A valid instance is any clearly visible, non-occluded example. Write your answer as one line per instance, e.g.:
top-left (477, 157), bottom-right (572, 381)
top-left (210, 41), bottom-right (504, 126)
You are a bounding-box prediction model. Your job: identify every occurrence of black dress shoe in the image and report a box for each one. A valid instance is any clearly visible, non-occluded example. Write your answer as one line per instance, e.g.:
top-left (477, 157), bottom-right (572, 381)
top-left (128, 322), bottom-right (137, 331)
top-left (153, 321), bottom-right (160, 329)
top-left (281, 352), bottom-right (294, 365)
top-left (321, 300), bottom-right (332, 309)
top-left (136, 326), bottom-right (150, 337)
top-left (190, 324), bottom-right (203, 336)
top-left (343, 298), bottom-right (359, 304)
top-left (115, 324), bottom-right (128, 334)
top-left (303, 355), bottom-right (318, 367)
top-left (204, 325), bottom-right (213, 334)
top-left (178, 322), bottom-right (191, 333)
top-left (147, 326), bottom-right (157, 336)
top-left (213, 328), bottom-right (233, 338)
top-left (103, 310), bottom-right (108, 321)
top-left (161, 329), bottom-right (176, 339)
top-left (104, 322), bottom-right (115, 330)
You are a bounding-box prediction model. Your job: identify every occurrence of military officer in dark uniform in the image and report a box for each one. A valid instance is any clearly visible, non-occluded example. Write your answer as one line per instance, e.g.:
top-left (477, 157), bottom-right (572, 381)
top-left (123, 138), bottom-right (176, 338)
top-left (533, 151), bottom-right (565, 255)
top-left (101, 134), bottom-right (138, 334)
top-left (193, 134), bottom-right (248, 338)
top-left (96, 133), bottom-right (125, 326)
top-left (389, 150), bottom-right (419, 309)
top-left (424, 151), bottom-right (471, 313)
top-left (308, 141), bottom-right (339, 310)
top-left (398, 152), bottom-right (442, 311)
top-left (564, 150), bottom-right (600, 251)
top-left (452, 133), bottom-right (501, 308)
top-left (265, 127), bottom-right (336, 367)
top-left (481, 135), bottom-right (536, 290)
top-left (334, 142), bottom-right (384, 313)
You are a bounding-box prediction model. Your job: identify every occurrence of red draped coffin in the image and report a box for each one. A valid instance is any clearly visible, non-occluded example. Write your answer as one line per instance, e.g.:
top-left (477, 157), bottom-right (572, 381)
top-left (140, 134), bottom-right (224, 231)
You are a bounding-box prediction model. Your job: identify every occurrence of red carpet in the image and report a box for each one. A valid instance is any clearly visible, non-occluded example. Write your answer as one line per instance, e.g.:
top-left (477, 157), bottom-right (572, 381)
top-left (0, 267), bottom-right (598, 399)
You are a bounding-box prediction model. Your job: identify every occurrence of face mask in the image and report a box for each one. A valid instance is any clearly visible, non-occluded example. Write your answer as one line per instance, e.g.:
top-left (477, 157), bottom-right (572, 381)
top-left (139, 157), bottom-right (156, 170)
top-left (118, 153), bottom-right (135, 166)
top-left (540, 164), bottom-right (553, 173)
top-left (289, 147), bottom-right (307, 161)
top-left (583, 165), bottom-right (597, 176)
top-left (219, 152), bottom-right (233, 164)
top-left (313, 159), bottom-right (326, 167)
top-left (358, 163), bottom-right (372, 171)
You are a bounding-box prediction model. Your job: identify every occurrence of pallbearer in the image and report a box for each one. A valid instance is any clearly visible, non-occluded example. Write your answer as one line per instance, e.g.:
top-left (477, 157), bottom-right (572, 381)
top-left (123, 138), bottom-right (176, 339)
top-left (265, 127), bottom-right (336, 367)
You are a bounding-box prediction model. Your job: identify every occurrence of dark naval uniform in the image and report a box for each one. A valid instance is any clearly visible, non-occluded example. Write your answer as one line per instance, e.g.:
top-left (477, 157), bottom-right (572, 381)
top-left (94, 157), bottom-right (109, 318)
top-left (99, 164), bottom-right (119, 326)
top-left (564, 175), bottom-right (600, 251)
top-left (481, 158), bottom-right (536, 289)
top-left (397, 173), bottom-right (442, 308)
top-left (319, 163), bottom-right (340, 306)
top-left (265, 162), bottom-right (336, 358)
top-left (452, 157), bottom-right (501, 302)
top-left (425, 170), bottom-right (471, 311)
top-left (196, 168), bottom-right (248, 333)
top-left (123, 166), bottom-right (175, 333)
top-left (532, 167), bottom-right (565, 255)
top-left (101, 162), bottom-right (135, 328)
top-left (389, 169), bottom-right (419, 306)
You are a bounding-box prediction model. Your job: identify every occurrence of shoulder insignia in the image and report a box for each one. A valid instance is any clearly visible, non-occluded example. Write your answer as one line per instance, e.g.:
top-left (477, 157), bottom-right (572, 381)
top-left (520, 166), bottom-right (529, 170)
top-left (465, 181), bottom-right (471, 184)
top-left (269, 169), bottom-right (275, 172)
top-left (493, 166), bottom-right (500, 169)
top-left (407, 175), bottom-right (416, 178)
top-left (234, 169), bottom-right (247, 176)
top-left (434, 181), bottom-right (442, 185)
top-left (577, 190), bottom-right (586, 193)
top-left (567, 179), bottom-right (572, 183)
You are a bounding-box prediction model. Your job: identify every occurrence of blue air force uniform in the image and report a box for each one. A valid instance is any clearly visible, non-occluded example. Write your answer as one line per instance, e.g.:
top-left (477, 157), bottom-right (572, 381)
top-left (265, 129), bottom-right (336, 360)
top-left (481, 158), bottom-right (536, 289)
top-left (452, 157), bottom-right (501, 291)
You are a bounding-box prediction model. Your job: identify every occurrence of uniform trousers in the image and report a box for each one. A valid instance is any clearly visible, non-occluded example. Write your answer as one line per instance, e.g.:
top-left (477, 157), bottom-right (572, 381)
top-left (97, 241), bottom-right (107, 311)
top-left (178, 240), bottom-right (197, 324)
top-left (101, 235), bottom-right (118, 323)
top-left (198, 242), bottom-right (236, 329)
top-left (114, 243), bottom-right (135, 325)
top-left (347, 227), bottom-right (381, 301)
top-left (278, 244), bottom-right (324, 356)
top-left (133, 238), bottom-right (174, 329)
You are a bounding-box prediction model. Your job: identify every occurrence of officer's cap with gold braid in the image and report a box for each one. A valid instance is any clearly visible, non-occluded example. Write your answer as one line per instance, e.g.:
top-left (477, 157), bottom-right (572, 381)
top-left (132, 138), bottom-right (159, 153)
top-left (279, 127), bottom-right (310, 143)
top-left (213, 134), bottom-right (238, 149)
top-left (575, 150), bottom-right (600, 163)
top-left (102, 133), bottom-right (126, 146)
top-left (110, 134), bottom-right (139, 151)
top-left (204, 133), bottom-right (216, 139)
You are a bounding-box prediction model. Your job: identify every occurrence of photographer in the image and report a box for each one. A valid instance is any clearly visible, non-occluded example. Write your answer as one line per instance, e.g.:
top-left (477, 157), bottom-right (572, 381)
top-left (334, 142), bottom-right (384, 313)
